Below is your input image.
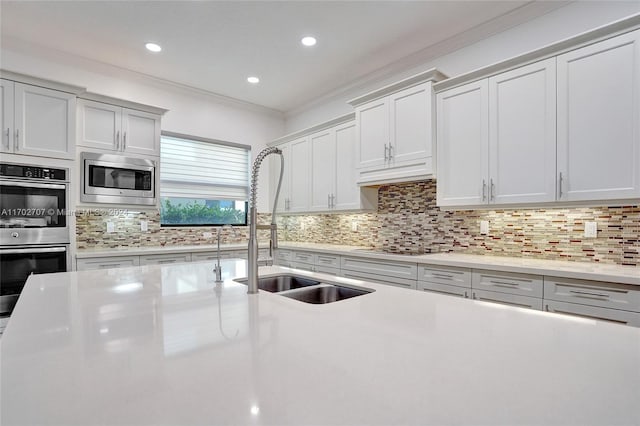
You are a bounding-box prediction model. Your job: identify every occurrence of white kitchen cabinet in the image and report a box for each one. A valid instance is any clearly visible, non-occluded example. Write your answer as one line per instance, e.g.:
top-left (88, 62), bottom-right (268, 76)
top-left (436, 80), bottom-right (488, 206)
top-left (274, 249), bottom-right (293, 267)
top-left (543, 276), bottom-right (640, 313)
top-left (77, 256), bottom-right (140, 271)
top-left (472, 270), bottom-right (543, 298)
top-left (139, 253), bottom-right (192, 265)
top-left (341, 269), bottom-right (417, 290)
top-left (310, 120), bottom-right (377, 212)
top-left (418, 281), bottom-right (470, 298)
top-left (544, 300), bottom-right (640, 327)
top-left (488, 58), bottom-right (557, 204)
top-left (350, 69), bottom-right (445, 185)
top-left (556, 29), bottom-right (640, 202)
top-left (472, 289), bottom-right (543, 310)
top-left (1, 80), bottom-right (76, 160)
top-left (341, 256), bottom-right (417, 281)
top-left (288, 137), bottom-right (310, 212)
top-left (78, 97), bottom-right (162, 157)
top-left (437, 58), bottom-right (556, 207)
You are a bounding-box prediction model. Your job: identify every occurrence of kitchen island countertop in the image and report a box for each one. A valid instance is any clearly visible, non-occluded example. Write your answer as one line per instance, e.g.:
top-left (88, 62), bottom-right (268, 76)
top-left (1, 259), bottom-right (639, 425)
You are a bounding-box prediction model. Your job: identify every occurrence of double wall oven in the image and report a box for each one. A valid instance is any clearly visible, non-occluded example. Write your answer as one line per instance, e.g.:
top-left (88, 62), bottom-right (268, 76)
top-left (0, 162), bottom-right (71, 320)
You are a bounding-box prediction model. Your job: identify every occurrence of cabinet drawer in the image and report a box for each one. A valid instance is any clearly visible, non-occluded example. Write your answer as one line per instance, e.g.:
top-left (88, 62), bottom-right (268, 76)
top-left (315, 253), bottom-right (340, 269)
top-left (77, 256), bottom-right (139, 271)
top-left (418, 281), bottom-right (469, 298)
top-left (293, 251), bottom-right (315, 265)
top-left (191, 251), bottom-right (219, 262)
top-left (342, 270), bottom-right (417, 290)
top-left (418, 265), bottom-right (471, 288)
top-left (472, 270), bottom-right (543, 298)
top-left (544, 277), bottom-right (640, 313)
top-left (292, 262), bottom-right (315, 272)
top-left (315, 265), bottom-right (340, 276)
top-left (341, 256), bottom-right (417, 280)
top-left (139, 253), bottom-right (192, 265)
top-left (275, 249), bottom-right (292, 262)
top-left (472, 289), bottom-right (543, 310)
top-left (544, 300), bottom-right (640, 327)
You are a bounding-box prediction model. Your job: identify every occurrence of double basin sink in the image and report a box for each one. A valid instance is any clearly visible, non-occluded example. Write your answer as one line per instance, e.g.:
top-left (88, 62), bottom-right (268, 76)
top-left (234, 274), bottom-right (373, 304)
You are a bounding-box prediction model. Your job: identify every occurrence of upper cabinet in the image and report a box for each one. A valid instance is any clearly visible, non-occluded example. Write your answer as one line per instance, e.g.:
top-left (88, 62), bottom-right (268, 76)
top-left (270, 114), bottom-right (377, 214)
top-left (556, 29), bottom-right (640, 202)
top-left (435, 25), bottom-right (640, 208)
top-left (348, 69), bottom-right (447, 186)
top-left (77, 95), bottom-right (165, 157)
top-left (1, 78), bottom-right (78, 160)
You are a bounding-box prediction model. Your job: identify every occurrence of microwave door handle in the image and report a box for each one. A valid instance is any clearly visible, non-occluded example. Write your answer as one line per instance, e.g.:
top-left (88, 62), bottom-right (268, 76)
top-left (0, 247), bottom-right (67, 255)
top-left (0, 181), bottom-right (66, 190)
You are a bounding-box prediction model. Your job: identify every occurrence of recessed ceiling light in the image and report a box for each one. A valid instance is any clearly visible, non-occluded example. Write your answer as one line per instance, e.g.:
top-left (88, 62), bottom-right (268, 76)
top-left (301, 36), bottom-right (317, 47)
top-left (247, 76), bottom-right (260, 84)
top-left (145, 42), bottom-right (162, 53)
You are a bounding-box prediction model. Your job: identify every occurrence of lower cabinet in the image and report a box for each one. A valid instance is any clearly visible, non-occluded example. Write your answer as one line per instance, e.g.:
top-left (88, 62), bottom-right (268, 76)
top-left (139, 253), bottom-right (192, 265)
top-left (472, 289), bottom-right (544, 310)
top-left (543, 276), bottom-right (640, 326)
top-left (544, 300), bottom-right (640, 327)
top-left (290, 250), bottom-right (340, 275)
top-left (342, 269), bottom-right (417, 290)
top-left (77, 256), bottom-right (140, 271)
top-left (417, 265), bottom-right (471, 298)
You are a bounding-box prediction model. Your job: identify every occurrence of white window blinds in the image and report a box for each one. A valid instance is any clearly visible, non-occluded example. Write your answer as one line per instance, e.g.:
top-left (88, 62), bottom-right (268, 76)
top-left (160, 134), bottom-right (250, 201)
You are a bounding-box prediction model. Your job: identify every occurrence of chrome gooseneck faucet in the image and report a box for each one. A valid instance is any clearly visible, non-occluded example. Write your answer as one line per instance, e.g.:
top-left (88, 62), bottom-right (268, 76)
top-left (248, 146), bottom-right (284, 294)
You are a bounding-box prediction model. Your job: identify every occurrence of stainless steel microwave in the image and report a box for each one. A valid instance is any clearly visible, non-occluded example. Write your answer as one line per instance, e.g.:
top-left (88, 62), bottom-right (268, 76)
top-left (81, 152), bottom-right (156, 205)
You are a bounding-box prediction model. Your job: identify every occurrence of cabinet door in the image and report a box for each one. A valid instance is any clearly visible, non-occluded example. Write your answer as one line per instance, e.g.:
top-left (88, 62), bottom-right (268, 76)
top-left (356, 98), bottom-right (389, 170)
top-left (309, 128), bottom-right (336, 211)
top-left (334, 121), bottom-right (360, 210)
top-left (14, 83), bottom-right (75, 159)
top-left (0, 80), bottom-right (14, 154)
top-left (76, 256), bottom-right (140, 271)
top-left (557, 29), bottom-right (640, 201)
top-left (389, 82), bottom-right (431, 165)
top-left (436, 80), bottom-right (489, 206)
top-left (472, 289), bottom-right (543, 310)
top-left (489, 58), bottom-right (557, 204)
top-left (139, 253), bottom-right (192, 265)
top-left (122, 108), bottom-right (160, 156)
top-left (288, 137), bottom-right (310, 212)
top-left (418, 281), bottom-right (470, 298)
top-left (272, 143), bottom-right (290, 213)
top-left (77, 99), bottom-right (121, 151)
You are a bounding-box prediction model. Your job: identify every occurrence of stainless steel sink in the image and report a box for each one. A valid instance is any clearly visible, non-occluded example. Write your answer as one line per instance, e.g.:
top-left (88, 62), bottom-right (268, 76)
top-left (234, 274), bottom-right (320, 293)
top-left (281, 285), bottom-right (372, 304)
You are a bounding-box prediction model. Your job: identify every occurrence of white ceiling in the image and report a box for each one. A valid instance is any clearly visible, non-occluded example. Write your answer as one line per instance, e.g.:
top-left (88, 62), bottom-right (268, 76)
top-left (1, 1), bottom-right (566, 113)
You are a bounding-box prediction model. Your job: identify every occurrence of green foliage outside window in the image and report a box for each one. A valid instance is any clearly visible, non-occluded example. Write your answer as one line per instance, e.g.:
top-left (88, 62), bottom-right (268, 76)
top-left (160, 198), bottom-right (246, 226)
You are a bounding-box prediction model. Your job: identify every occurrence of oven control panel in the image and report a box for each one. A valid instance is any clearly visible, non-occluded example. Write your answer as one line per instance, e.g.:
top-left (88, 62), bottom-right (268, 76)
top-left (0, 164), bottom-right (67, 181)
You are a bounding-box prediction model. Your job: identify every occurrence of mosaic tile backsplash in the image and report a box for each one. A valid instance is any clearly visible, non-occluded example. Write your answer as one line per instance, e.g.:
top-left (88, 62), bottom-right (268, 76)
top-left (76, 180), bottom-right (639, 266)
top-left (278, 180), bottom-right (639, 267)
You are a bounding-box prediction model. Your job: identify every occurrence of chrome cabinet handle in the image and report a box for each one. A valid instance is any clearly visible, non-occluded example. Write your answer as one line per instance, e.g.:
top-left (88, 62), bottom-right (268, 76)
top-left (331, 193), bottom-right (335, 208)
top-left (388, 144), bottom-right (393, 160)
top-left (14, 128), bottom-right (19, 151)
top-left (384, 143), bottom-right (388, 161)
top-left (123, 132), bottom-right (127, 150)
top-left (569, 289), bottom-right (610, 299)
top-left (116, 130), bottom-right (120, 151)
top-left (482, 180), bottom-right (487, 201)
top-left (558, 172), bottom-right (563, 199)
top-left (464, 291), bottom-right (468, 298)
top-left (4, 128), bottom-right (9, 150)
top-left (489, 280), bottom-right (519, 287)
top-left (490, 178), bottom-right (495, 201)
top-left (432, 272), bottom-right (453, 279)
top-left (328, 194), bottom-right (331, 208)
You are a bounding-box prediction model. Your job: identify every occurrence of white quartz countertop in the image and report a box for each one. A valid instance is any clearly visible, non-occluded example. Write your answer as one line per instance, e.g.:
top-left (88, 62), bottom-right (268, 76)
top-left (2, 260), bottom-right (639, 425)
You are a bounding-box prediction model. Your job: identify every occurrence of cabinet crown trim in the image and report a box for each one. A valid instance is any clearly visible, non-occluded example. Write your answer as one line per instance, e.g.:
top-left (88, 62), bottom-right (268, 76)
top-left (0, 69), bottom-right (85, 95)
top-left (434, 13), bottom-right (640, 93)
top-left (347, 68), bottom-right (447, 107)
top-left (79, 92), bottom-right (168, 115)
top-left (269, 112), bottom-right (355, 146)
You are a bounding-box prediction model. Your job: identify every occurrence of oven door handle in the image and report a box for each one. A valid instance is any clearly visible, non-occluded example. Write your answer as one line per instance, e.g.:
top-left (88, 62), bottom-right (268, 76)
top-left (0, 181), bottom-right (67, 190)
top-left (0, 247), bottom-right (67, 255)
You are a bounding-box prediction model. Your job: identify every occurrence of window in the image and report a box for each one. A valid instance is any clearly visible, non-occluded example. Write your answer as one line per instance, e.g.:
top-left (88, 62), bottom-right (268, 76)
top-left (160, 132), bottom-right (250, 226)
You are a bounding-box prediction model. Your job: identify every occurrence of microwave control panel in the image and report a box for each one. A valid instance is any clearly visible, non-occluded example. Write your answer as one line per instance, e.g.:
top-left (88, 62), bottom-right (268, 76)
top-left (0, 164), bottom-right (67, 181)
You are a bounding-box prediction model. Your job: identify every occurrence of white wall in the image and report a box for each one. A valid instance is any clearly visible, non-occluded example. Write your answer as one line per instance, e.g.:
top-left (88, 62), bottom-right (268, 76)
top-left (285, 1), bottom-right (640, 133)
top-left (1, 38), bottom-right (285, 212)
